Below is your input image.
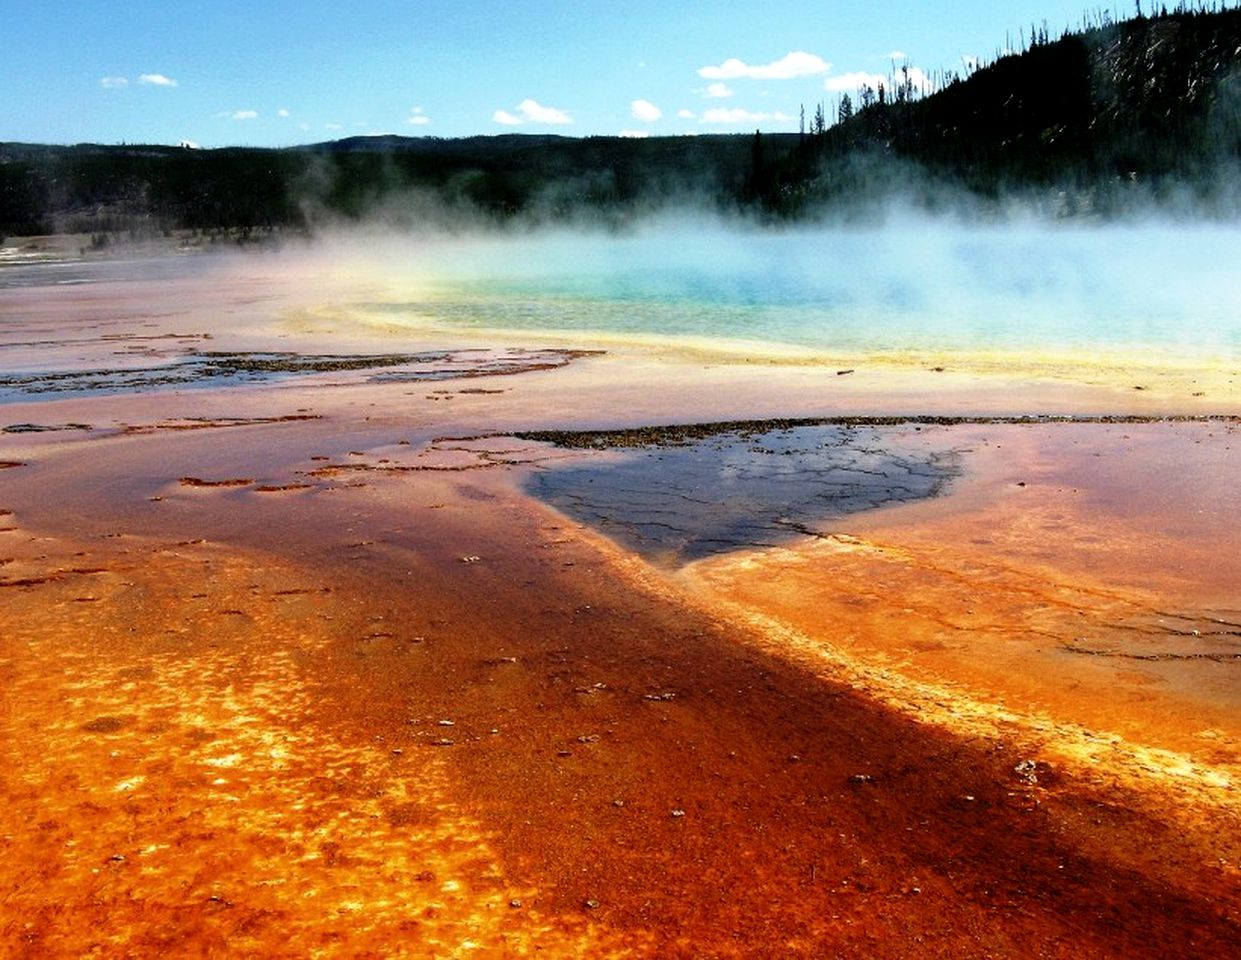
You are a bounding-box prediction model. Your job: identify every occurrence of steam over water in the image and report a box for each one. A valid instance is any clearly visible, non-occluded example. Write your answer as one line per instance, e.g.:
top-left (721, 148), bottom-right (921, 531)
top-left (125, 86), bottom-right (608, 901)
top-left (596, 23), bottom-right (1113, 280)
top-left (351, 220), bottom-right (1241, 361)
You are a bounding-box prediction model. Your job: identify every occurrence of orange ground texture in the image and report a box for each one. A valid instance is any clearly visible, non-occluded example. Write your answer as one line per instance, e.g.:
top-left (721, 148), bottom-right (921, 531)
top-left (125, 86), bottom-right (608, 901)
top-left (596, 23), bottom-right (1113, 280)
top-left (1, 251), bottom-right (1239, 958)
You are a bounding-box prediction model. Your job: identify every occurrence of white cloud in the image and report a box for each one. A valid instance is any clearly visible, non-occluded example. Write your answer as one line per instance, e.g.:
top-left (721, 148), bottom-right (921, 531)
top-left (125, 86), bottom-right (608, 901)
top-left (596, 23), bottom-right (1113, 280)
top-left (700, 107), bottom-right (793, 124)
top-left (618, 129), bottom-right (650, 138)
top-left (677, 109), bottom-right (696, 120)
top-left (100, 76), bottom-right (128, 89)
top-left (962, 54), bottom-right (981, 72)
top-left (138, 73), bottom-right (178, 87)
top-left (698, 51), bottom-right (829, 81)
top-left (824, 71), bottom-right (886, 93)
top-left (704, 82), bottom-right (733, 99)
top-left (518, 98), bottom-right (571, 124)
top-left (231, 110), bottom-right (258, 120)
top-left (179, 139), bottom-right (201, 150)
top-left (492, 99), bottom-right (572, 126)
top-left (278, 108), bottom-right (290, 118)
top-left (888, 50), bottom-right (907, 60)
top-left (630, 99), bottom-right (662, 122)
top-left (407, 106), bottom-right (431, 126)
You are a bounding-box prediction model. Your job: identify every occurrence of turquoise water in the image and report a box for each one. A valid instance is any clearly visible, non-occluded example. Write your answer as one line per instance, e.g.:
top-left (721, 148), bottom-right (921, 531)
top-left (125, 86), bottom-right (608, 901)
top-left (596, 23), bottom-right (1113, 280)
top-left (362, 222), bottom-right (1241, 358)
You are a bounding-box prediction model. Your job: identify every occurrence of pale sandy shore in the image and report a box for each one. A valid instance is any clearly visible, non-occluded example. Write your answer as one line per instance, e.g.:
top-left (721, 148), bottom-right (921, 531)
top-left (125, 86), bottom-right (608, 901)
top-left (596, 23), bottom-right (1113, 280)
top-left (1, 251), bottom-right (1238, 957)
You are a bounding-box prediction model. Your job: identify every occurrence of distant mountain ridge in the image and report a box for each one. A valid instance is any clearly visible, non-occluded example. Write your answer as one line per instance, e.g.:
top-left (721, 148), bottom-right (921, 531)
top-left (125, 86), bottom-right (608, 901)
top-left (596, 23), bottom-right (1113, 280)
top-left (2, 7), bottom-right (1238, 236)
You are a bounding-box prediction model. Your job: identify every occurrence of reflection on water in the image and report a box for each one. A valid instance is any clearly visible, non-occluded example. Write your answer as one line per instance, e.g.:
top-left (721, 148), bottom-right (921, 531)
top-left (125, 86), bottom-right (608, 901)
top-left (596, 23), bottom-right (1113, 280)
top-left (525, 424), bottom-right (958, 563)
top-left (0, 254), bottom-right (201, 289)
top-left (0, 347), bottom-right (588, 402)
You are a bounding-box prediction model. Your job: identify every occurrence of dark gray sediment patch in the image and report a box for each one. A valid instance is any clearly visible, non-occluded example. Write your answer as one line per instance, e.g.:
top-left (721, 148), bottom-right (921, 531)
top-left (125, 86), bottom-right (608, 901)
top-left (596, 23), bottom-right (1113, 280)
top-left (514, 413), bottom-right (1240, 449)
top-left (521, 422), bottom-right (961, 564)
top-left (0, 347), bottom-right (601, 402)
top-left (2, 422), bottom-right (92, 433)
top-left (517, 414), bottom-right (1240, 565)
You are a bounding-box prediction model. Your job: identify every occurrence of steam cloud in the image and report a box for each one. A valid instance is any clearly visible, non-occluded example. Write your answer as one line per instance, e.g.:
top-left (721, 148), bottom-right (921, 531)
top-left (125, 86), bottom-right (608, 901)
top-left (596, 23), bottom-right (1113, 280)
top-left (302, 212), bottom-right (1241, 361)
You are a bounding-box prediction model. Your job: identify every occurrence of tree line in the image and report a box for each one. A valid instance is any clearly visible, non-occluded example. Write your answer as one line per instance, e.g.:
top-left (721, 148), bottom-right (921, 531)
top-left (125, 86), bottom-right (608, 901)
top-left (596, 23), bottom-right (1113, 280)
top-left (746, 3), bottom-right (1240, 217)
top-left (2, 5), bottom-right (1238, 238)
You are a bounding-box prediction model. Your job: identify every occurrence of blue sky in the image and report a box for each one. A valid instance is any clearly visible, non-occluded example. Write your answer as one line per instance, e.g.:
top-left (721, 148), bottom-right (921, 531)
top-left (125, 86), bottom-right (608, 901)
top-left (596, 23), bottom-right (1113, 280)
top-left (3, 1), bottom-right (1137, 146)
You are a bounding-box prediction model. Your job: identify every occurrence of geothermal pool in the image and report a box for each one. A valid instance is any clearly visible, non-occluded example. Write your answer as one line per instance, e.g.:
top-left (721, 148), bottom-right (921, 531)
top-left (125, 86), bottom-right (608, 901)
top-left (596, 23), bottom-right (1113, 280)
top-left (339, 221), bottom-right (1241, 361)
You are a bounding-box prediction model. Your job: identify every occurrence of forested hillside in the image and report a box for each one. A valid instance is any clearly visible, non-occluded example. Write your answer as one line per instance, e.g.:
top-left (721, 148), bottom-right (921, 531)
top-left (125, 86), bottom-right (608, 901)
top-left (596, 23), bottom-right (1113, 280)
top-left (759, 5), bottom-right (1241, 216)
top-left (1, 6), bottom-right (1237, 237)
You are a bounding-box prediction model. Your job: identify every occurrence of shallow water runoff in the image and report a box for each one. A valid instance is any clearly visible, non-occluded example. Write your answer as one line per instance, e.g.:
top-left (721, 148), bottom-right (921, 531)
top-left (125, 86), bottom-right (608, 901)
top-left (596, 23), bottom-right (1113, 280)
top-left (523, 423), bottom-right (958, 564)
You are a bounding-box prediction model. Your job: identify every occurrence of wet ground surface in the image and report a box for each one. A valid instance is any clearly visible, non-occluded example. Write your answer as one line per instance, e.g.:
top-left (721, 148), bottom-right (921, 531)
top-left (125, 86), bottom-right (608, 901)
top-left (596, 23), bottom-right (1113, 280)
top-left (523, 423), bottom-right (960, 563)
top-left (3, 454), bottom-right (1238, 959)
top-left (516, 415), bottom-right (1239, 566)
top-left (0, 348), bottom-right (596, 401)
top-left (3, 254), bottom-right (1240, 957)
top-left (0, 253), bottom-right (198, 288)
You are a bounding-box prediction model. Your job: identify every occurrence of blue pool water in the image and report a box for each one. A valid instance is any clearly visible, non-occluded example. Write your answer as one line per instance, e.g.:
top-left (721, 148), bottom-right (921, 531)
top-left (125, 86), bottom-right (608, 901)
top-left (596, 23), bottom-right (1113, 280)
top-left (360, 221), bottom-right (1241, 359)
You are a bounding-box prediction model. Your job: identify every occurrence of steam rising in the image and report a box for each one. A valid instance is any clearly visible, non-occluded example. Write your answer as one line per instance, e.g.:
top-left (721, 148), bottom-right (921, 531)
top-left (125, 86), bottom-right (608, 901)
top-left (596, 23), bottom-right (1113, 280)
top-left (307, 213), bottom-right (1241, 362)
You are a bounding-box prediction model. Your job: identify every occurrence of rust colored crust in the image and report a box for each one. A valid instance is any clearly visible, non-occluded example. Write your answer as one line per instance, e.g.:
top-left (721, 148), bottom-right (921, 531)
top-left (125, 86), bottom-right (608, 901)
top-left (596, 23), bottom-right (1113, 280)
top-left (1, 468), bottom-right (1238, 958)
top-left (1, 260), bottom-right (1238, 957)
top-left (178, 476), bottom-right (255, 488)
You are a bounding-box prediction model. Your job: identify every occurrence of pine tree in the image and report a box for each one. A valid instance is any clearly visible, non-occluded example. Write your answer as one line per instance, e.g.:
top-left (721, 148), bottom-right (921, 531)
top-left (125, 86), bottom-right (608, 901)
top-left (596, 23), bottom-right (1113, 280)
top-left (838, 93), bottom-right (854, 123)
